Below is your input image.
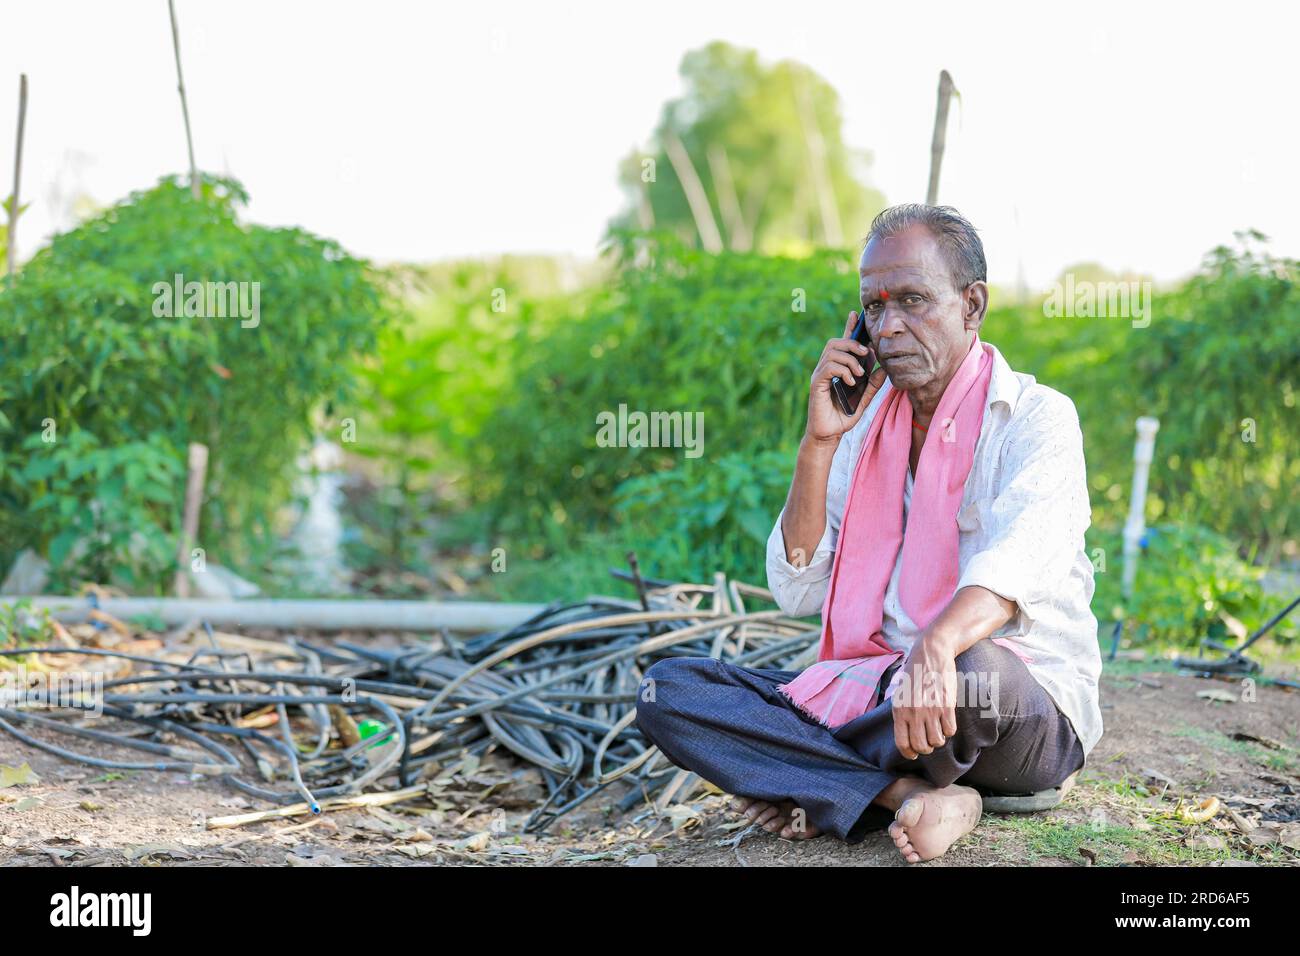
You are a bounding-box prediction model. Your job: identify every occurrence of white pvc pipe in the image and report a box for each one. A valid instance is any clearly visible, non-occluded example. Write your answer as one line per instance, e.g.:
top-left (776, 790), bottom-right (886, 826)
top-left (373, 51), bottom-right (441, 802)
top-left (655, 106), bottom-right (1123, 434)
top-left (1121, 416), bottom-right (1160, 600)
top-left (0, 597), bottom-right (548, 633)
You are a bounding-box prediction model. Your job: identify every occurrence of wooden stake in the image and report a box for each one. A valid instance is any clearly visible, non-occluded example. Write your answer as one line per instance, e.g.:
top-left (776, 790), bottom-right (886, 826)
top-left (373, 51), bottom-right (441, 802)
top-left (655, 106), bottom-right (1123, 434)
top-left (168, 0), bottom-right (200, 199)
top-left (174, 442), bottom-right (209, 597)
top-left (7, 73), bottom-right (27, 278)
top-left (926, 70), bottom-right (956, 206)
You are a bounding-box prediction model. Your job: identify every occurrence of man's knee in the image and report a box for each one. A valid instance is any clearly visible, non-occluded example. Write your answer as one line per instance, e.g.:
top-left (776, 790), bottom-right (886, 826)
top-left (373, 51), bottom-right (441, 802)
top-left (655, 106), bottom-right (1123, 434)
top-left (951, 641), bottom-right (1006, 729)
top-left (634, 657), bottom-right (712, 743)
top-left (953, 638), bottom-right (1006, 677)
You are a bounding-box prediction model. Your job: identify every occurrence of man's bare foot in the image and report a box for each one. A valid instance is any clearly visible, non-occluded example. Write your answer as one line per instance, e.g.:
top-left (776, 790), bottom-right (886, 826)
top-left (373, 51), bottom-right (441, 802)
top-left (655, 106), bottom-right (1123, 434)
top-left (730, 796), bottom-right (822, 840)
top-left (886, 783), bottom-right (983, 863)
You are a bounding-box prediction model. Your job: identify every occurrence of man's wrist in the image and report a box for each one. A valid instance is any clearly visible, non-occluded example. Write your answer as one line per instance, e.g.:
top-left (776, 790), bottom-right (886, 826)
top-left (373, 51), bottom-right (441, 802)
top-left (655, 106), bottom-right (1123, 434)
top-left (921, 623), bottom-right (963, 657)
top-left (799, 432), bottom-right (840, 461)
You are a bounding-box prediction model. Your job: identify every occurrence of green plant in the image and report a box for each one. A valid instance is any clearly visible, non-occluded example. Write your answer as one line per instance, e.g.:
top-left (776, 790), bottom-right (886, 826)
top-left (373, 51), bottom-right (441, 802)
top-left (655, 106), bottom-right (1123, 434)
top-left (17, 429), bottom-right (183, 591)
top-left (1136, 235), bottom-right (1299, 558)
top-left (0, 598), bottom-right (56, 658)
top-left (0, 175), bottom-right (392, 588)
top-left (614, 449), bottom-right (795, 584)
top-left (346, 257), bottom-right (583, 580)
top-left (476, 232), bottom-right (850, 549)
top-left (1089, 523), bottom-right (1293, 648)
top-left (339, 478), bottom-right (438, 592)
top-left (993, 237), bottom-right (1299, 554)
top-left (0, 193), bottom-right (31, 277)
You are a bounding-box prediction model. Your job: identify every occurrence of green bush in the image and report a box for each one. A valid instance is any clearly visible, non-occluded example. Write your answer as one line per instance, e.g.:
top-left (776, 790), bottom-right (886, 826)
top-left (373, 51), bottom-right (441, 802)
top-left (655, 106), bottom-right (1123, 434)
top-left (0, 175), bottom-right (391, 590)
top-left (978, 296), bottom-right (1134, 530)
top-left (475, 232), bottom-right (851, 559)
top-left (16, 430), bottom-right (184, 590)
top-left (614, 449), bottom-right (795, 582)
top-left (345, 257), bottom-right (588, 579)
top-left (1135, 236), bottom-right (1299, 557)
top-left (991, 236), bottom-right (1299, 559)
top-left (1089, 523), bottom-right (1294, 648)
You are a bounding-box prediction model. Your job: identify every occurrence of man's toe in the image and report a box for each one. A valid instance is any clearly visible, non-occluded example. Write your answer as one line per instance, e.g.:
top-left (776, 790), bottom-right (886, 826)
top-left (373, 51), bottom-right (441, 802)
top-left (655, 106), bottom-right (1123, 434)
top-left (782, 821), bottom-right (820, 840)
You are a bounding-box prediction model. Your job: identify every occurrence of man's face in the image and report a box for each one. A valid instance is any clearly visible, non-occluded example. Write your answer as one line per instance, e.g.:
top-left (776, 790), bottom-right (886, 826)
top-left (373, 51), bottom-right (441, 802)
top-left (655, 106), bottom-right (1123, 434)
top-left (857, 224), bottom-right (983, 393)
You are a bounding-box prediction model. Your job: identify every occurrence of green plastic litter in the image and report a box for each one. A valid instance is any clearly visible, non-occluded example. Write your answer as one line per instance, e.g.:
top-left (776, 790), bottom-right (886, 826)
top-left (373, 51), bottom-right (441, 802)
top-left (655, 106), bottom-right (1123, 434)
top-left (356, 719), bottom-right (394, 749)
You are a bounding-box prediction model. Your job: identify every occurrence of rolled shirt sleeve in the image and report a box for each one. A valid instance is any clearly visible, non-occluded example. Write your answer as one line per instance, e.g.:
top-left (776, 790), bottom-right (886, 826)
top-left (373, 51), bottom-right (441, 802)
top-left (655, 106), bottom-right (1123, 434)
top-left (766, 508), bottom-right (836, 618)
top-left (765, 429), bottom-right (859, 619)
top-left (955, 392), bottom-right (1092, 628)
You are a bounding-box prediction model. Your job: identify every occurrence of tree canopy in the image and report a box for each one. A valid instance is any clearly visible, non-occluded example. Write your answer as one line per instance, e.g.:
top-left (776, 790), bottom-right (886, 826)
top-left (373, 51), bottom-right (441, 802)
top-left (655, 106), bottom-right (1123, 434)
top-left (612, 42), bottom-right (885, 254)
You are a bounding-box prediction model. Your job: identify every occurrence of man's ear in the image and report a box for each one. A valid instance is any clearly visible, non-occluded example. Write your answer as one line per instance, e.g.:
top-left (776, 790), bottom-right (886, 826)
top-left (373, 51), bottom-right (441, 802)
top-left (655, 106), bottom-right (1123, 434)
top-left (963, 280), bottom-right (989, 333)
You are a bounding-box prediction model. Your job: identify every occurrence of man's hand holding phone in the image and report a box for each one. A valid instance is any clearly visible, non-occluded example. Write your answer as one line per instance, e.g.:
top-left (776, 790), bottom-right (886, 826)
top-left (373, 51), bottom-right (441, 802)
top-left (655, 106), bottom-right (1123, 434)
top-left (806, 311), bottom-right (887, 446)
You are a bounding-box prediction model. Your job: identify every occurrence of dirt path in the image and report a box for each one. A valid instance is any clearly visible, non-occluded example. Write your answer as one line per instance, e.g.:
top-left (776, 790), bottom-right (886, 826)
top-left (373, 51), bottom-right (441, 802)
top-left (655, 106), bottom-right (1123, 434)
top-left (2, 662), bottom-right (1298, 867)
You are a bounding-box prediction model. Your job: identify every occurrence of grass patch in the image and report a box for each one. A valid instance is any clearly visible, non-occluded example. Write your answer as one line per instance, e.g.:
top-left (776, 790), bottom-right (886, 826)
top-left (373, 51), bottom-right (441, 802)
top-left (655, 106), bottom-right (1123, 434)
top-left (971, 777), bottom-right (1281, 866)
top-left (1099, 657), bottom-right (1184, 679)
top-left (1170, 725), bottom-right (1298, 772)
top-left (979, 813), bottom-right (1249, 865)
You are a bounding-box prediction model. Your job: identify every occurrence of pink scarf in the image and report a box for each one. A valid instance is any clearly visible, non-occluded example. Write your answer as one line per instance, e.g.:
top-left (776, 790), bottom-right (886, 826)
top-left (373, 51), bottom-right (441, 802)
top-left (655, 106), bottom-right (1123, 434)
top-left (778, 336), bottom-right (1021, 729)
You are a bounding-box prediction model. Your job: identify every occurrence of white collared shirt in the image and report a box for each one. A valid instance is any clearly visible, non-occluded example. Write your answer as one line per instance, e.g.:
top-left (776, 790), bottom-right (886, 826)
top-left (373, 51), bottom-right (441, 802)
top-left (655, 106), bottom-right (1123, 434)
top-left (766, 342), bottom-right (1104, 757)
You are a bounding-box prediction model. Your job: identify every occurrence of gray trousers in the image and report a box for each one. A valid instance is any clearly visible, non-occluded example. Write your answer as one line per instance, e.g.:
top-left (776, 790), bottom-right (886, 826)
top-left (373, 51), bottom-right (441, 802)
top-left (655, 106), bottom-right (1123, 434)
top-left (635, 638), bottom-right (1084, 843)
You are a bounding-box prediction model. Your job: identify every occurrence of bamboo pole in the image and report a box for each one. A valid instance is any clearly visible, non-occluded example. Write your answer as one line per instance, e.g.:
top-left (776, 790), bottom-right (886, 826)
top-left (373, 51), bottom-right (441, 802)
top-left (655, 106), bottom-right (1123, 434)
top-left (662, 128), bottom-right (723, 253)
top-left (926, 70), bottom-right (956, 205)
top-left (206, 784), bottom-right (430, 828)
top-left (7, 74), bottom-right (27, 278)
top-left (793, 71), bottom-right (842, 246)
top-left (706, 143), bottom-right (752, 252)
top-left (168, 0), bottom-right (200, 199)
top-left (741, 167), bottom-right (770, 246)
top-left (635, 175), bottom-right (655, 230)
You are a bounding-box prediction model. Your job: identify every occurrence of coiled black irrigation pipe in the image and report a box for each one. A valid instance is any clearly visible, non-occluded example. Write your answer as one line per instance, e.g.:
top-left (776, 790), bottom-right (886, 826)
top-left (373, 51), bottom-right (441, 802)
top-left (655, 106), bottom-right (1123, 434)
top-left (0, 573), bottom-right (819, 832)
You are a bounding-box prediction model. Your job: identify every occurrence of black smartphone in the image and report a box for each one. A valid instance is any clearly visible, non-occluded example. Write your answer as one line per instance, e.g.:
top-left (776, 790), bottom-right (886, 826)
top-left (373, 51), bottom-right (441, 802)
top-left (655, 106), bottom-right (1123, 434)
top-left (830, 312), bottom-right (876, 416)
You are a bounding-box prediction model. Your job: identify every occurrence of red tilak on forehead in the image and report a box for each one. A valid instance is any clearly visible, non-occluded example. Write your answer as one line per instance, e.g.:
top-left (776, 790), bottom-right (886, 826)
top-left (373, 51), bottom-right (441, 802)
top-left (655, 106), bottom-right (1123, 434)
top-left (880, 289), bottom-right (890, 300)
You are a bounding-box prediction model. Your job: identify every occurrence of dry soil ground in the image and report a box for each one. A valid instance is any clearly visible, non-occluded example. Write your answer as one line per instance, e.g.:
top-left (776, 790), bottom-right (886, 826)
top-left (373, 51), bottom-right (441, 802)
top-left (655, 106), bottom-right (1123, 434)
top-left (2, 654), bottom-right (1298, 868)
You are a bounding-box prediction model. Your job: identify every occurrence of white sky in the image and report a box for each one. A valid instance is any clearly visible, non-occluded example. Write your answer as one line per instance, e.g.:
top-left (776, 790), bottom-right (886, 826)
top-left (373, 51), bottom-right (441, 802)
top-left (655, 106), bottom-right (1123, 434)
top-left (7, 0), bottom-right (1299, 287)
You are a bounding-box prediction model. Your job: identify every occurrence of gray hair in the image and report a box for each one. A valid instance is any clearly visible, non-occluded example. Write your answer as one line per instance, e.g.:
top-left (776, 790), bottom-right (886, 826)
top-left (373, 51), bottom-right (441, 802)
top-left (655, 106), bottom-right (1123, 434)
top-left (864, 204), bottom-right (987, 291)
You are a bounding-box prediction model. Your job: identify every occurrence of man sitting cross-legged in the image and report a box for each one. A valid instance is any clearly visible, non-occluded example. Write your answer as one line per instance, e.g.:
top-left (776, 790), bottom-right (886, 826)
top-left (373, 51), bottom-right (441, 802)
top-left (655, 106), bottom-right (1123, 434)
top-left (635, 204), bottom-right (1102, 863)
